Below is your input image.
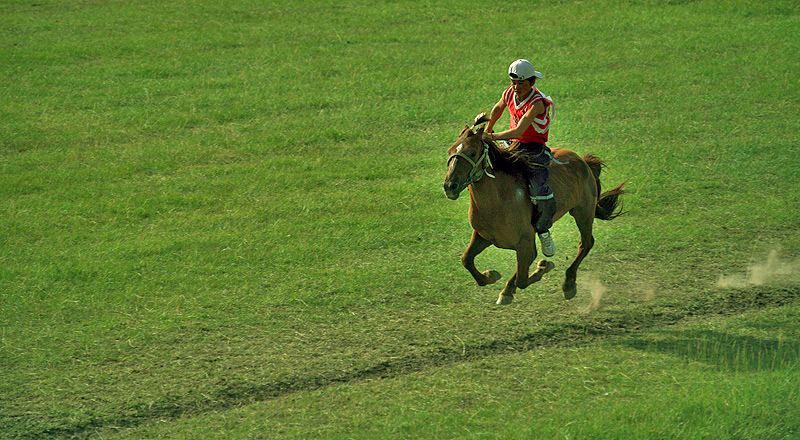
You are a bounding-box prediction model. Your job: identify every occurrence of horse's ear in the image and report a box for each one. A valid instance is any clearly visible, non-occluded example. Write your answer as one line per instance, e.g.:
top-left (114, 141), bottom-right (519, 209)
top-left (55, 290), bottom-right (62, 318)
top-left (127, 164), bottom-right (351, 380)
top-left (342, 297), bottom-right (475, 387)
top-left (460, 125), bottom-right (472, 136)
top-left (475, 125), bottom-right (485, 136)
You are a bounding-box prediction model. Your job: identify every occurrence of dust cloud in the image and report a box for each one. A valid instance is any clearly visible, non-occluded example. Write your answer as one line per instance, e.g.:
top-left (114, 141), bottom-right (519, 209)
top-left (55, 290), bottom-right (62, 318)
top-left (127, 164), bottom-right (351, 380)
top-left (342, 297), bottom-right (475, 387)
top-left (717, 249), bottom-right (800, 288)
top-left (579, 276), bottom-right (607, 313)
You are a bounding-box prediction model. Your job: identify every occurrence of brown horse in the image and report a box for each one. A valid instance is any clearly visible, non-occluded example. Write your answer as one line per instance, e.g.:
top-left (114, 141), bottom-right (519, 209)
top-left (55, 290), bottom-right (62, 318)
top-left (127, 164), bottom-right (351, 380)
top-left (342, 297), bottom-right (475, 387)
top-left (443, 123), bottom-right (625, 304)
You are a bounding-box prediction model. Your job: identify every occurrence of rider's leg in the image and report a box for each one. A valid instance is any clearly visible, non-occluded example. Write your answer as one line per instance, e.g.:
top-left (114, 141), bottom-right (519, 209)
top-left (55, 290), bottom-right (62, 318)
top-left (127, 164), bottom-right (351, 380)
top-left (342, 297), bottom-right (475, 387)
top-left (528, 165), bottom-right (557, 257)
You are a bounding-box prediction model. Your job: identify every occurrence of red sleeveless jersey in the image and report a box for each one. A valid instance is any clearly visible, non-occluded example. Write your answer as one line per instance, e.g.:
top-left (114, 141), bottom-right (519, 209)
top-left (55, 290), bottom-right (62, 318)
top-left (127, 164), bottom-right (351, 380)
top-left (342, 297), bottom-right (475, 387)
top-left (503, 86), bottom-right (551, 144)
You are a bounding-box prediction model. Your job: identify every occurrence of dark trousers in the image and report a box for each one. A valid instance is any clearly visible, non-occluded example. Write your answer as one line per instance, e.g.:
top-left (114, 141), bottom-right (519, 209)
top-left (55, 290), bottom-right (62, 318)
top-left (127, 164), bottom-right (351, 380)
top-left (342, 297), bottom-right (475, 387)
top-left (516, 142), bottom-right (556, 232)
top-left (516, 142), bottom-right (554, 197)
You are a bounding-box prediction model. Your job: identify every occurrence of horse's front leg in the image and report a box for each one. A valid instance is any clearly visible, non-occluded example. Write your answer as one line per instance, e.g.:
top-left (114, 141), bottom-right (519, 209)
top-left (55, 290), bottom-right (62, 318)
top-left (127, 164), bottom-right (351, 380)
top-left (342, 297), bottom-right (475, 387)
top-left (498, 274), bottom-right (518, 305)
top-left (528, 259), bottom-right (556, 285)
top-left (462, 230), bottom-right (502, 286)
top-left (497, 240), bottom-right (535, 305)
top-left (497, 241), bottom-right (555, 305)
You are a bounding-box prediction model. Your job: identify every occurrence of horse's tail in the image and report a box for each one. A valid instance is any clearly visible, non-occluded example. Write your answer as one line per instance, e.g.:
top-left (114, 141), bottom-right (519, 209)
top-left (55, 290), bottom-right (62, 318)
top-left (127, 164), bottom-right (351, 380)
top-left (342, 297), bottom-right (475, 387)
top-left (596, 181), bottom-right (627, 220)
top-left (583, 153), bottom-right (627, 221)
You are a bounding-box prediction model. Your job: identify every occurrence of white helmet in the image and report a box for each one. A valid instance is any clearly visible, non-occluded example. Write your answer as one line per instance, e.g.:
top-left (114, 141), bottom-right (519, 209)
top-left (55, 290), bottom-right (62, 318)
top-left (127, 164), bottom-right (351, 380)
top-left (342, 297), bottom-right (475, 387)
top-left (508, 59), bottom-right (543, 81)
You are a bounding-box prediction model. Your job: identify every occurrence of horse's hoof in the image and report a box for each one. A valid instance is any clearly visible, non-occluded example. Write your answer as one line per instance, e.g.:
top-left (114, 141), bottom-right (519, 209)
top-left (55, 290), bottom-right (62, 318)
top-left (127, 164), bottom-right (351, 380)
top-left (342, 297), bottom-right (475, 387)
top-left (484, 270), bottom-right (502, 285)
top-left (496, 294), bottom-right (514, 305)
top-left (537, 260), bottom-right (556, 273)
top-left (562, 280), bottom-right (577, 300)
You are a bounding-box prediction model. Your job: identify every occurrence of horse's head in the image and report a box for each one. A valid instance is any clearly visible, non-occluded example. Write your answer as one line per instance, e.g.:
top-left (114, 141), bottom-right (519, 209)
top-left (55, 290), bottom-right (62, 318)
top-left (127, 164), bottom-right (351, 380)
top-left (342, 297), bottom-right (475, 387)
top-left (442, 125), bottom-right (494, 200)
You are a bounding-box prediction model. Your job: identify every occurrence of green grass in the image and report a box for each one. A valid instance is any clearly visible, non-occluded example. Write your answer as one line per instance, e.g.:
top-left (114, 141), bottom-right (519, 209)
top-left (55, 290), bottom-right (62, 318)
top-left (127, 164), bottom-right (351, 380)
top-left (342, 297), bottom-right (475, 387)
top-left (1, 0), bottom-right (799, 438)
top-left (90, 304), bottom-right (800, 439)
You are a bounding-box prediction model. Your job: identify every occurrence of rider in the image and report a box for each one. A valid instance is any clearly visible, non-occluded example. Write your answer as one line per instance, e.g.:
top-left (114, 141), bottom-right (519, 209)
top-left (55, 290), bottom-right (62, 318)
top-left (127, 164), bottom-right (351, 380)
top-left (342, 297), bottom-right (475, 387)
top-left (482, 59), bottom-right (557, 257)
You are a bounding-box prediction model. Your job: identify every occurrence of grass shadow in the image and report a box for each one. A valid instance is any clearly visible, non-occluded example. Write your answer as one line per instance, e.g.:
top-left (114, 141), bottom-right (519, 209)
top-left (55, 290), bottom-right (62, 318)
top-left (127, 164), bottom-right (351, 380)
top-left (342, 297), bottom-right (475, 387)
top-left (622, 329), bottom-right (800, 373)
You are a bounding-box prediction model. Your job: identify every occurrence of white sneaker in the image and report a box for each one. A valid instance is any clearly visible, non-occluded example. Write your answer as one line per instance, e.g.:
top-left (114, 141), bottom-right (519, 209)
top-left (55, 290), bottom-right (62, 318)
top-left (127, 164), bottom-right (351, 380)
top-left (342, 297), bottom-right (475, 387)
top-left (539, 231), bottom-right (556, 257)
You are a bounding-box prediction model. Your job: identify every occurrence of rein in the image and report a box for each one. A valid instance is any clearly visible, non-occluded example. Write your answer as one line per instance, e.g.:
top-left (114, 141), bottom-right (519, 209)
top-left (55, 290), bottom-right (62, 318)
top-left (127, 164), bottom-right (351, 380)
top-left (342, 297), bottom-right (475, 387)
top-left (447, 141), bottom-right (496, 186)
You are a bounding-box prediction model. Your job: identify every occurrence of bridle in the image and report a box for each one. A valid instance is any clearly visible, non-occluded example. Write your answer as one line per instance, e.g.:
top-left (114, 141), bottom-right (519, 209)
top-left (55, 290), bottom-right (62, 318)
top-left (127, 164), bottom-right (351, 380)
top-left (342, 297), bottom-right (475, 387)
top-left (447, 140), bottom-right (496, 187)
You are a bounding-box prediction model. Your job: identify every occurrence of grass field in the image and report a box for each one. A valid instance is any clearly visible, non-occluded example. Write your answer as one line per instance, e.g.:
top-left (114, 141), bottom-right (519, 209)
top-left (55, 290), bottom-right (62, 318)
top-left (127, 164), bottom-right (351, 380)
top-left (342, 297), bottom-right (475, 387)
top-left (1, 0), bottom-right (799, 438)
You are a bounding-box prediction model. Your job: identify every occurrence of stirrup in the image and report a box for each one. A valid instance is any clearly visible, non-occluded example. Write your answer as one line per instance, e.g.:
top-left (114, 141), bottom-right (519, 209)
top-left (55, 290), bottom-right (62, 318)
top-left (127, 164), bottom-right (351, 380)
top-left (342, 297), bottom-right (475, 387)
top-left (530, 192), bottom-right (554, 206)
top-left (527, 185), bottom-right (538, 205)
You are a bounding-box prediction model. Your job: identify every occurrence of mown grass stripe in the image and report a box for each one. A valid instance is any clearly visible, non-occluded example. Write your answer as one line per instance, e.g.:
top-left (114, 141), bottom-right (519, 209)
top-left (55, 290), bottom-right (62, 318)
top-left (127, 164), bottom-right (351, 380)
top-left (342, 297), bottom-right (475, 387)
top-left (26, 287), bottom-right (798, 439)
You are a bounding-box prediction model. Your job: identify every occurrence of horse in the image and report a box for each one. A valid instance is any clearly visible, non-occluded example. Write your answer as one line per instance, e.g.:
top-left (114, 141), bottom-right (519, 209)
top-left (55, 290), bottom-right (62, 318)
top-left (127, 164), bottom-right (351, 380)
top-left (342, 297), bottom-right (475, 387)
top-left (442, 122), bottom-right (626, 305)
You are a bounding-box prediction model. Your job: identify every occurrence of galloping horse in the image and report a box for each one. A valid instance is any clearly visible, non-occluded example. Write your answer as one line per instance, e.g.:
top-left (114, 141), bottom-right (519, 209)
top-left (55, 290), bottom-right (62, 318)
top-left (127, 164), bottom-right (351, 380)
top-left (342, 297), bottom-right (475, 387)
top-left (442, 121), bottom-right (625, 305)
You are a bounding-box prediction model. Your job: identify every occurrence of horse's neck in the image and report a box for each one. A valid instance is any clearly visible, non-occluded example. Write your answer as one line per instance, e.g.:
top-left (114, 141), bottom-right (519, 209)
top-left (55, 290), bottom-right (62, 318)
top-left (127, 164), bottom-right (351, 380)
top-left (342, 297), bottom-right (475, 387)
top-left (469, 171), bottom-right (517, 207)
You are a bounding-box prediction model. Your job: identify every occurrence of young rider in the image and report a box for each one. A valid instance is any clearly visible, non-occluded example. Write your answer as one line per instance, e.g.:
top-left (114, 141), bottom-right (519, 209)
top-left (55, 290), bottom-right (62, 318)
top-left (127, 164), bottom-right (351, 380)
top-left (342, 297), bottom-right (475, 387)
top-left (482, 59), bottom-right (557, 257)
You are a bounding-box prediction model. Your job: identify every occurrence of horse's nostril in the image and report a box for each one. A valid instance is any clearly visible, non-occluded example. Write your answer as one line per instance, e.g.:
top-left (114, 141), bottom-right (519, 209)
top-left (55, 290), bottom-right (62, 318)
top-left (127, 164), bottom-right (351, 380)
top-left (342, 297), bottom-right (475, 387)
top-left (443, 181), bottom-right (460, 199)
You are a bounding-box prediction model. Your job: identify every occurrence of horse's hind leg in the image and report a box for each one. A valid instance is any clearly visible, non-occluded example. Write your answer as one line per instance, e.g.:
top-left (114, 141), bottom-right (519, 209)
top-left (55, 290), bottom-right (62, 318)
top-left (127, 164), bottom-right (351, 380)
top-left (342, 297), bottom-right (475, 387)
top-left (462, 230), bottom-right (502, 286)
top-left (563, 207), bottom-right (595, 300)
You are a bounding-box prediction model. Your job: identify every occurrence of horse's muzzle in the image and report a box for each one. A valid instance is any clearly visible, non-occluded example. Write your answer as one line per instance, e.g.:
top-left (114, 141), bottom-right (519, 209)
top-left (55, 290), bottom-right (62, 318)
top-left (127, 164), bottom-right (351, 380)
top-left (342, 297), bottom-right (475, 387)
top-left (443, 181), bottom-right (462, 200)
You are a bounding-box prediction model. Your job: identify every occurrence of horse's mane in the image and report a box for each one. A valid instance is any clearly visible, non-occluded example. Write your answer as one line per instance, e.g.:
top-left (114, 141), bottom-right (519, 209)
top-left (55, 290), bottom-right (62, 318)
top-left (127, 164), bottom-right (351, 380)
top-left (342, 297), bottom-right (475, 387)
top-left (459, 125), bottom-right (541, 178)
top-left (484, 140), bottom-right (538, 178)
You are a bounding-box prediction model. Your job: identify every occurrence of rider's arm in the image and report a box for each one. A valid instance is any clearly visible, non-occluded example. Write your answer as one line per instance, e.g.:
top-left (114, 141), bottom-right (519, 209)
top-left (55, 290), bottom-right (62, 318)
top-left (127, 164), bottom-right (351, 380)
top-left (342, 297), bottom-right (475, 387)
top-left (483, 99), bottom-right (545, 142)
top-left (484, 98), bottom-right (506, 133)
